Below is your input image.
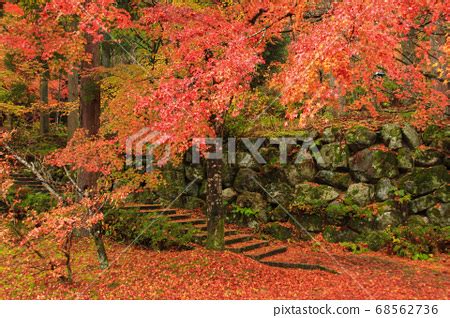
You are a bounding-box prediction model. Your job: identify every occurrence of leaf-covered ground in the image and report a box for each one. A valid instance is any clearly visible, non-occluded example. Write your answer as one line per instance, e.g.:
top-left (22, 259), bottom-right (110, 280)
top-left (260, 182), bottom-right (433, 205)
top-left (1, 233), bottom-right (449, 300)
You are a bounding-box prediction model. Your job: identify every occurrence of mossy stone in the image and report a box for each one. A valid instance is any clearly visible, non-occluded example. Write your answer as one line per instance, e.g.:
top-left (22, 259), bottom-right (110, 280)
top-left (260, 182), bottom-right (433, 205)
top-left (318, 142), bottom-right (350, 170)
top-left (381, 123), bottom-right (402, 149)
top-left (315, 170), bottom-right (352, 190)
top-left (345, 126), bottom-right (377, 151)
top-left (399, 165), bottom-right (449, 197)
top-left (263, 223), bottom-right (292, 241)
top-left (294, 184), bottom-right (340, 208)
top-left (349, 149), bottom-right (399, 180)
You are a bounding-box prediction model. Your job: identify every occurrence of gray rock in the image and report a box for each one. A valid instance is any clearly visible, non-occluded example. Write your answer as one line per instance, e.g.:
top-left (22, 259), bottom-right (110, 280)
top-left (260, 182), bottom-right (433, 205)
top-left (318, 142), bottom-right (350, 170)
top-left (435, 186), bottom-right (450, 203)
top-left (323, 226), bottom-right (359, 243)
top-left (375, 178), bottom-right (396, 201)
top-left (399, 165), bottom-right (449, 197)
top-left (345, 183), bottom-right (374, 206)
top-left (315, 170), bottom-right (352, 190)
top-left (408, 194), bottom-right (437, 213)
top-left (263, 223), bottom-right (292, 241)
top-left (294, 183), bottom-right (340, 207)
top-left (236, 151), bottom-right (260, 169)
top-left (426, 203), bottom-right (450, 227)
top-left (268, 206), bottom-right (289, 222)
top-left (397, 148), bottom-right (413, 170)
top-left (381, 123), bottom-right (403, 149)
top-left (345, 126), bottom-right (377, 151)
top-left (375, 204), bottom-right (403, 230)
top-left (265, 182), bottom-right (294, 207)
top-left (222, 188), bottom-right (238, 201)
top-left (402, 124), bottom-right (422, 148)
top-left (321, 127), bottom-right (340, 143)
top-left (413, 149), bottom-right (443, 167)
top-left (349, 149), bottom-right (399, 180)
top-left (233, 168), bottom-right (261, 193)
top-left (284, 159), bottom-right (317, 185)
top-left (222, 160), bottom-right (236, 188)
top-left (294, 214), bottom-right (324, 232)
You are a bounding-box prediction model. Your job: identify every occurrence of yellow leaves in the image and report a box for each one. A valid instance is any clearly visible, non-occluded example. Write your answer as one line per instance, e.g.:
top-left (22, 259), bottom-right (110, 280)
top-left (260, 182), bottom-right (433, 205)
top-left (0, 102), bottom-right (29, 116)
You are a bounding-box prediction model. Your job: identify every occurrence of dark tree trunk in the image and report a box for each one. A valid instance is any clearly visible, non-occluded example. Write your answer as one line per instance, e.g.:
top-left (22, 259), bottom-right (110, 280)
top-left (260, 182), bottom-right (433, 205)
top-left (39, 70), bottom-right (50, 135)
top-left (78, 34), bottom-right (108, 269)
top-left (67, 70), bottom-right (79, 140)
top-left (206, 145), bottom-right (225, 250)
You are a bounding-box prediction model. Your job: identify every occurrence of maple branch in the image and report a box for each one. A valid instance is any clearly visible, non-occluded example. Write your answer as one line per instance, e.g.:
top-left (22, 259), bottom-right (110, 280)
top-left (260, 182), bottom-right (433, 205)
top-left (3, 144), bottom-right (62, 201)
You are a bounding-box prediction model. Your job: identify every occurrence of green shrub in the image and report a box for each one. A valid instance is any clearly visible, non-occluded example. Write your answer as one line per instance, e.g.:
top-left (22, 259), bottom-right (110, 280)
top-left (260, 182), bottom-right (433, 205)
top-left (364, 231), bottom-right (390, 251)
top-left (340, 242), bottom-right (368, 254)
top-left (104, 208), bottom-right (197, 250)
top-left (386, 225), bottom-right (449, 260)
top-left (17, 192), bottom-right (56, 213)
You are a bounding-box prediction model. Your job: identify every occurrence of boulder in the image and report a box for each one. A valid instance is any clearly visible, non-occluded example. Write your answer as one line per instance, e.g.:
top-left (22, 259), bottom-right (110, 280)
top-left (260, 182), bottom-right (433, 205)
top-left (222, 188), bottom-right (238, 202)
top-left (408, 194), bottom-right (437, 214)
top-left (268, 206), bottom-right (290, 222)
top-left (435, 186), bottom-right (450, 203)
top-left (345, 183), bottom-right (374, 206)
top-left (321, 127), bottom-right (340, 143)
top-left (236, 151), bottom-right (260, 169)
top-left (375, 204), bottom-right (403, 230)
top-left (293, 214), bottom-right (324, 232)
top-left (233, 168), bottom-right (261, 193)
top-left (349, 149), bottom-right (399, 180)
top-left (397, 148), bottom-right (413, 170)
top-left (375, 178), bottom-right (397, 201)
top-left (345, 126), bottom-right (377, 151)
top-left (426, 203), bottom-right (450, 227)
top-left (235, 191), bottom-right (268, 218)
top-left (263, 223), bottom-right (292, 241)
top-left (412, 149), bottom-right (443, 167)
top-left (323, 226), bottom-right (359, 243)
top-left (318, 142), bottom-right (350, 170)
top-left (315, 170), bottom-right (352, 190)
top-left (284, 158), bottom-right (317, 185)
top-left (265, 182), bottom-right (294, 207)
top-left (381, 123), bottom-right (403, 149)
top-left (294, 183), bottom-right (340, 207)
top-left (402, 124), bottom-right (422, 148)
top-left (399, 165), bottom-right (449, 197)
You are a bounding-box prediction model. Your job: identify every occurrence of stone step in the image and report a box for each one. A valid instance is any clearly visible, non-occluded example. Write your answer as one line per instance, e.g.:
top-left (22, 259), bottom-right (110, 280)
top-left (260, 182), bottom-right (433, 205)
top-left (123, 203), bottom-right (163, 210)
top-left (150, 213), bottom-right (192, 221)
top-left (193, 229), bottom-right (239, 241)
top-left (224, 234), bottom-right (254, 245)
top-left (226, 240), bottom-right (269, 253)
top-left (244, 245), bottom-right (288, 261)
top-left (171, 218), bottom-right (207, 226)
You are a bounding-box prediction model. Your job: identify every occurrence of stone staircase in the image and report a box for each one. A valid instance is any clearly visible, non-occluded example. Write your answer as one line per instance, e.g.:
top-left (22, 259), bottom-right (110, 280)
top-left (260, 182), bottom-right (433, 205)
top-left (11, 172), bottom-right (48, 192)
top-left (122, 203), bottom-right (289, 264)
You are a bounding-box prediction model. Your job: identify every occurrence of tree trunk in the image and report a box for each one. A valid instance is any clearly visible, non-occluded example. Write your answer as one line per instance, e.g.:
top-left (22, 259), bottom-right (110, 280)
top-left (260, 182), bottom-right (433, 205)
top-left (67, 70), bottom-right (79, 139)
top-left (205, 153), bottom-right (224, 250)
top-left (78, 34), bottom-right (108, 269)
top-left (39, 70), bottom-right (50, 135)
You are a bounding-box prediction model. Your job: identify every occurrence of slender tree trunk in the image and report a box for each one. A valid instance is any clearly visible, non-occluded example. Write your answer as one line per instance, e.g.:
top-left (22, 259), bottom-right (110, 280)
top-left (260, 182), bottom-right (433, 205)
top-left (39, 70), bottom-right (50, 135)
top-left (67, 70), bottom-right (79, 139)
top-left (206, 146), bottom-right (225, 250)
top-left (78, 34), bottom-right (108, 269)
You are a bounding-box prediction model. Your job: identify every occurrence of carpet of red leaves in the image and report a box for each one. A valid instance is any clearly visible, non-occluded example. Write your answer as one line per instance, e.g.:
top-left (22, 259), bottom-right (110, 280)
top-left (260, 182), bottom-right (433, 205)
top-left (1, 234), bottom-right (449, 300)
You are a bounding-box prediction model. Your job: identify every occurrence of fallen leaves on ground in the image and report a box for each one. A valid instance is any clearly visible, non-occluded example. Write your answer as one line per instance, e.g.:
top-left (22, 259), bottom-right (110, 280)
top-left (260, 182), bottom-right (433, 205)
top-left (1, 232), bottom-right (448, 300)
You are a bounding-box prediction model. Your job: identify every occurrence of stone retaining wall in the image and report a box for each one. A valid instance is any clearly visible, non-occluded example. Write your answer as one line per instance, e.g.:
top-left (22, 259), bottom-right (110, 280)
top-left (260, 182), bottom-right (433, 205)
top-left (155, 124), bottom-right (449, 240)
